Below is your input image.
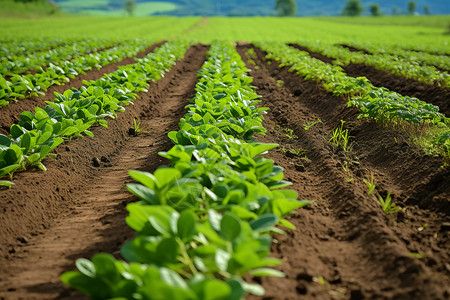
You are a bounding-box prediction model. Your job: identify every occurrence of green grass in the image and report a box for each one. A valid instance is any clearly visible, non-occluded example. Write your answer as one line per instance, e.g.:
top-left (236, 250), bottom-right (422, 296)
top-left (56, 0), bottom-right (177, 16)
top-left (0, 16), bottom-right (200, 40)
top-left (0, 15), bottom-right (448, 53)
top-left (0, 0), bottom-right (62, 18)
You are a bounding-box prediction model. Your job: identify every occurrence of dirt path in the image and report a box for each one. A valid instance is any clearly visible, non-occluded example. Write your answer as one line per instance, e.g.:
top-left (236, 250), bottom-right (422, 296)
top-left (0, 44), bottom-right (208, 300)
top-left (0, 41), bottom-right (165, 134)
top-left (238, 45), bottom-right (450, 300)
top-left (289, 44), bottom-right (450, 117)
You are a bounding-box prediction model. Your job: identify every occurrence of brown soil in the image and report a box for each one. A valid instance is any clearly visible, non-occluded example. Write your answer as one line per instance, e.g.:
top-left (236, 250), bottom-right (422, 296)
top-left (0, 41), bottom-right (165, 135)
top-left (0, 44), bottom-right (208, 300)
top-left (238, 45), bottom-right (450, 300)
top-left (290, 44), bottom-right (450, 117)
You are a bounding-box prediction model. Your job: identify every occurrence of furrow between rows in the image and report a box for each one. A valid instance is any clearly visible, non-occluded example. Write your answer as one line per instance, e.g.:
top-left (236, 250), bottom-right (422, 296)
top-left (238, 45), bottom-right (450, 299)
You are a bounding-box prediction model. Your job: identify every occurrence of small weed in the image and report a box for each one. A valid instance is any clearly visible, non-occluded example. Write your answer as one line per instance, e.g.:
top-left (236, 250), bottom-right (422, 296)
top-left (417, 223), bottom-right (428, 231)
top-left (303, 118), bottom-right (322, 130)
top-left (363, 172), bottom-right (376, 195)
top-left (246, 48), bottom-right (256, 59)
top-left (276, 80), bottom-right (284, 87)
top-left (313, 276), bottom-right (346, 297)
top-left (284, 128), bottom-right (298, 139)
top-left (289, 147), bottom-right (307, 156)
top-left (346, 177), bottom-right (354, 183)
top-left (133, 118), bottom-right (142, 134)
top-left (329, 120), bottom-right (350, 151)
top-left (377, 192), bottom-right (401, 214)
top-left (409, 252), bottom-right (425, 259)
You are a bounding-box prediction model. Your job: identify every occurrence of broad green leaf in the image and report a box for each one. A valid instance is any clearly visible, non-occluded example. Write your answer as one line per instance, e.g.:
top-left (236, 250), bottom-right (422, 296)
top-left (92, 253), bottom-right (119, 283)
top-left (0, 134), bottom-right (12, 147)
top-left (250, 214), bottom-right (278, 232)
top-left (177, 210), bottom-right (196, 241)
top-left (220, 212), bottom-right (241, 242)
top-left (128, 170), bottom-right (157, 189)
top-left (126, 183), bottom-right (158, 205)
top-left (249, 268), bottom-right (285, 277)
top-left (215, 249), bottom-right (231, 273)
top-left (156, 238), bottom-right (179, 264)
top-left (75, 258), bottom-right (96, 278)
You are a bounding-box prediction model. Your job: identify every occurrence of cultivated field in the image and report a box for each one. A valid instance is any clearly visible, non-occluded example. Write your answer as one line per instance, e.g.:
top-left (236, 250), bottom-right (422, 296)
top-left (0, 16), bottom-right (449, 299)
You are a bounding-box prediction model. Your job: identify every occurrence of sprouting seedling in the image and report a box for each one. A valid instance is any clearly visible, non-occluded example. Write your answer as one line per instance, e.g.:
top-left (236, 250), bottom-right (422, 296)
top-left (303, 118), bottom-right (322, 130)
top-left (409, 252), bottom-right (425, 259)
top-left (377, 192), bottom-right (401, 214)
top-left (363, 172), bottom-right (375, 195)
top-left (133, 118), bottom-right (142, 134)
top-left (289, 147), bottom-right (307, 156)
top-left (283, 128), bottom-right (298, 139)
top-left (329, 120), bottom-right (350, 151)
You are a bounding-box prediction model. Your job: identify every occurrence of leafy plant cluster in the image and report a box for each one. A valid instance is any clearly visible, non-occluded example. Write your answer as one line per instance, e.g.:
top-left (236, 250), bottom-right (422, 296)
top-left (0, 36), bottom-right (69, 59)
top-left (259, 42), bottom-right (445, 123)
top-left (0, 38), bottom-right (152, 106)
top-left (0, 40), bottom-right (191, 185)
top-left (298, 40), bottom-right (450, 88)
top-left (0, 38), bottom-right (119, 76)
top-left (343, 41), bottom-right (450, 73)
top-left (61, 41), bottom-right (309, 299)
top-left (257, 42), bottom-right (450, 160)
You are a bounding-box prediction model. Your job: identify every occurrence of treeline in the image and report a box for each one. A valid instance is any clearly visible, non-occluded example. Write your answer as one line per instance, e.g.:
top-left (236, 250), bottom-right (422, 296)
top-left (342, 0), bottom-right (431, 16)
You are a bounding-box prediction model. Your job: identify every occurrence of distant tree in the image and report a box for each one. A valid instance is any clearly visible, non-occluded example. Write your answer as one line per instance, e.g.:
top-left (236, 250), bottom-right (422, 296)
top-left (341, 0), bottom-right (363, 16)
top-left (407, 1), bottom-right (416, 15)
top-left (275, 0), bottom-right (297, 17)
top-left (124, 0), bottom-right (135, 16)
top-left (392, 6), bottom-right (399, 15)
top-left (423, 6), bottom-right (431, 15)
top-left (369, 3), bottom-right (382, 16)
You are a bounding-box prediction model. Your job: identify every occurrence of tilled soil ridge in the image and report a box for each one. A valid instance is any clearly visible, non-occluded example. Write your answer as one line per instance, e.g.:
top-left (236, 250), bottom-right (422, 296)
top-left (0, 44), bottom-right (208, 300)
top-left (238, 44), bottom-right (450, 300)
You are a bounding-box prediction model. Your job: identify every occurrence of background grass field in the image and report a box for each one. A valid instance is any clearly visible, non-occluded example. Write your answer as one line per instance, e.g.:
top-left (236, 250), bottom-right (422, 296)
top-left (0, 15), bottom-right (448, 53)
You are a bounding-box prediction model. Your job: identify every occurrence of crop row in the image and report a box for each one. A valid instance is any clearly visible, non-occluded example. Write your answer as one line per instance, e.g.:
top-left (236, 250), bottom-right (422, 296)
top-left (62, 41), bottom-right (308, 299)
top-left (297, 41), bottom-right (450, 88)
top-left (0, 38), bottom-right (152, 107)
top-left (0, 40), bottom-right (191, 188)
top-left (0, 37), bottom-right (77, 59)
top-left (343, 41), bottom-right (450, 72)
top-left (256, 42), bottom-right (450, 158)
top-left (0, 38), bottom-right (119, 76)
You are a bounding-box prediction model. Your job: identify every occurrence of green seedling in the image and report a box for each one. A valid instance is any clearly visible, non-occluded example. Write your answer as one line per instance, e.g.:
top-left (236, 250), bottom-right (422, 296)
top-left (276, 80), bottom-right (284, 87)
top-left (377, 192), bottom-right (401, 214)
top-left (329, 120), bottom-right (350, 151)
top-left (363, 172), bottom-right (376, 195)
top-left (409, 252), bottom-right (425, 259)
top-left (133, 118), bottom-right (141, 134)
top-left (283, 128), bottom-right (298, 139)
top-left (346, 177), bottom-right (354, 183)
top-left (417, 223), bottom-right (428, 231)
top-left (289, 147), bottom-right (307, 156)
top-left (303, 118), bottom-right (322, 130)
